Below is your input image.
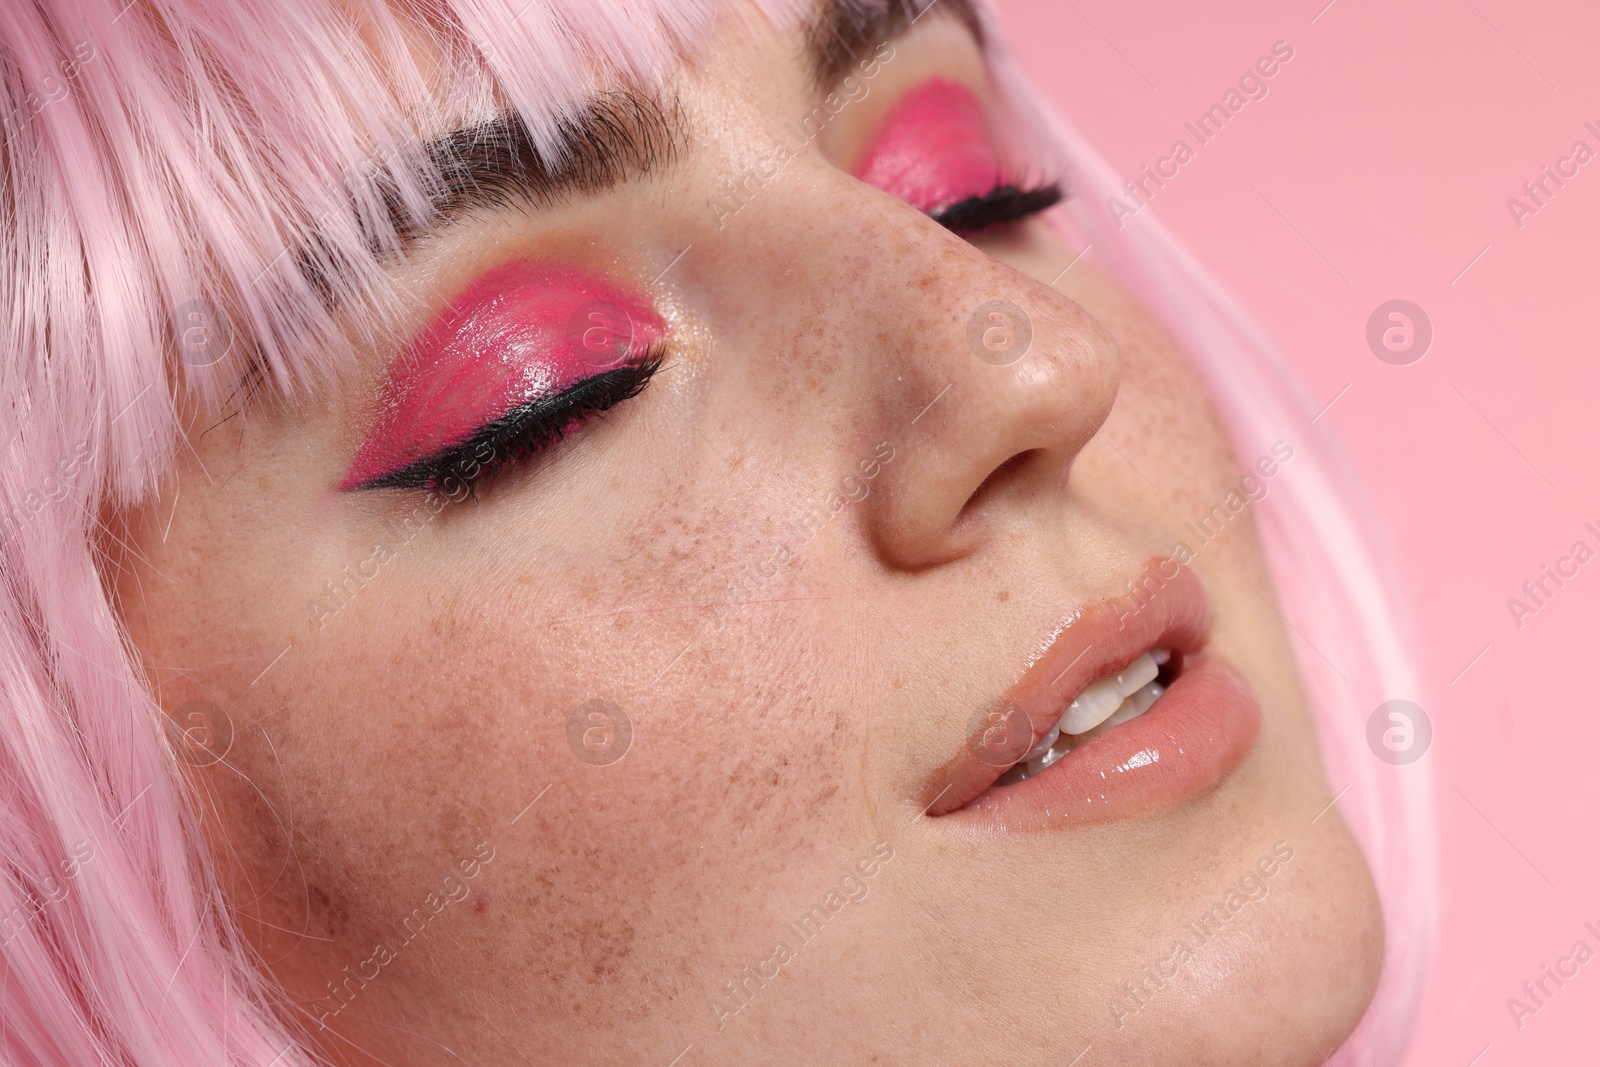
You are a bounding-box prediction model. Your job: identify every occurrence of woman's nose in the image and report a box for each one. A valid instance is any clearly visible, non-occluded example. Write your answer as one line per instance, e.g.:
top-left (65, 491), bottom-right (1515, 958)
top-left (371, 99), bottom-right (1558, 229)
top-left (860, 248), bottom-right (1123, 571)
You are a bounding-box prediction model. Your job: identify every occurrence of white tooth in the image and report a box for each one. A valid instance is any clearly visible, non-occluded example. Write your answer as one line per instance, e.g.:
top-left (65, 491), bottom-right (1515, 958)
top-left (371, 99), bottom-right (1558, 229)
top-left (1060, 676), bottom-right (1124, 735)
top-left (1059, 652), bottom-right (1160, 736)
top-left (1099, 681), bottom-right (1164, 732)
top-left (1152, 648), bottom-right (1171, 666)
top-left (1020, 723), bottom-right (1061, 764)
top-left (1132, 680), bottom-right (1164, 714)
top-left (1115, 652), bottom-right (1159, 699)
top-left (1026, 735), bottom-right (1071, 776)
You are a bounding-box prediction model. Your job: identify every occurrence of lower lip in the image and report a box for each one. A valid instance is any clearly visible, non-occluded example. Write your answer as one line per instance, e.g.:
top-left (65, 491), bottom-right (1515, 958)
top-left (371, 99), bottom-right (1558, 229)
top-left (940, 655), bottom-right (1261, 833)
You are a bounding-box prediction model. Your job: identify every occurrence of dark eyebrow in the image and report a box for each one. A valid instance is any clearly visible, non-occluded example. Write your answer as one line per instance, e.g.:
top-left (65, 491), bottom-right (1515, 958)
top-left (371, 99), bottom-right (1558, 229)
top-left (296, 92), bottom-right (681, 300)
top-left (399, 93), bottom-right (680, 240)
top-left (805, 0), bottom-right (983, 89)
top-left (295, 2), bottom-right (976, 301)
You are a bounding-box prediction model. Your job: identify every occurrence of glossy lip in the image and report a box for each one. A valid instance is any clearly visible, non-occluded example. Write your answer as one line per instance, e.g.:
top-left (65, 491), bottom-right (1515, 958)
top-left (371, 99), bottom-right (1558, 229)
top-left (921, 562), bottom-right (1262, 831)
top-left (340, 259), bottom-right (664, 491)
top-left (853, 77), bottom-right (1007, 215)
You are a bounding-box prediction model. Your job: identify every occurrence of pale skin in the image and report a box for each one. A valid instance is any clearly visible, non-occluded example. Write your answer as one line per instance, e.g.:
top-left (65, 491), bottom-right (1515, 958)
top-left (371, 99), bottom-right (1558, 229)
top-left (112, 5), bottom-right (1382, 1065)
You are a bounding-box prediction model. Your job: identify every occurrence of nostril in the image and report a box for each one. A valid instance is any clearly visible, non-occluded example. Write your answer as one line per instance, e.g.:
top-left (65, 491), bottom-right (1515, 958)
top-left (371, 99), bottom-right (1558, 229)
top-left (957, 448), bottom-right (1042, 523)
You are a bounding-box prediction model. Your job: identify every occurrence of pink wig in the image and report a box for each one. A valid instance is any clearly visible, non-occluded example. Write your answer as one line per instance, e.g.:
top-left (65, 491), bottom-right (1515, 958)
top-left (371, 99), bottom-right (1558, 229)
top-left (0, 0), bottom-right (1431, 1063)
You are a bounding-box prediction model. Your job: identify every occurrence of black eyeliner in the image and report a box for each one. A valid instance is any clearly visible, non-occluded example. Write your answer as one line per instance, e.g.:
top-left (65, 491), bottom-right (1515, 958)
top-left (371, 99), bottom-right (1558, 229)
top-left (930, 181), bottom-right (1065, 234)
top-left (354, 352), bottom-right (665, 492)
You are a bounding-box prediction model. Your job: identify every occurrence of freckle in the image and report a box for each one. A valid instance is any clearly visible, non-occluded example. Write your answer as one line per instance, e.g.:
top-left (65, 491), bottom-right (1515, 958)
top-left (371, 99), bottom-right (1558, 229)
top-left (996, 590), bottom-right (1010, 603)
top-left (472, 890), bottom-right (489, 914)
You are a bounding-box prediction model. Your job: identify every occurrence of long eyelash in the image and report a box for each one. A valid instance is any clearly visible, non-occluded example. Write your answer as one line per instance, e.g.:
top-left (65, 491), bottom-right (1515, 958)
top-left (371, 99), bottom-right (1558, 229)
top-left (930, 181), bottom-right (1065, 234)
top-left (354, 350), bottom-right (665, 492)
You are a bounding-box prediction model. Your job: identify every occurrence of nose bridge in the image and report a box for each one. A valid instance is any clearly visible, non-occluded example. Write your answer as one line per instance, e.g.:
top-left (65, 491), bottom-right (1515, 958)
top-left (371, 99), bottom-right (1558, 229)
top-left (755, 181), bottom-right (1123, 570)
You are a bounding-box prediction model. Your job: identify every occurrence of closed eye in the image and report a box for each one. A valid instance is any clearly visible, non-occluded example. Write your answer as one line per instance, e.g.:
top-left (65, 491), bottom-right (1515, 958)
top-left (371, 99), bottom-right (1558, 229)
top-left (930, 180), bottom-right (1064, 234)
top-left (348, 352), bottom-right (664, 493)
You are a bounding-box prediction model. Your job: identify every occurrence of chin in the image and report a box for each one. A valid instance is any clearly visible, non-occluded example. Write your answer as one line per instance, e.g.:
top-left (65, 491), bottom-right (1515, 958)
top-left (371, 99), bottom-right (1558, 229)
top-left (1091, 815), bottom-right (1385, 1066)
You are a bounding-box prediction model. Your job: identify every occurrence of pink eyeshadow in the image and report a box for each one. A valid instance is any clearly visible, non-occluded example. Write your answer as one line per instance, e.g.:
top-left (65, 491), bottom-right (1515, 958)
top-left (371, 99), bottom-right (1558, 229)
top-left (340, 259), bottom-right (664, 490)
top-left (853, 78), bottom-right (1006, 214)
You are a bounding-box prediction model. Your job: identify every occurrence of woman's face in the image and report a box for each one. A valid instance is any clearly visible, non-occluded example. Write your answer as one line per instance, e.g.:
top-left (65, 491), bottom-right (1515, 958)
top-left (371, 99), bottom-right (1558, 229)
top-left (114, 3), bottom-right (1381, 1064)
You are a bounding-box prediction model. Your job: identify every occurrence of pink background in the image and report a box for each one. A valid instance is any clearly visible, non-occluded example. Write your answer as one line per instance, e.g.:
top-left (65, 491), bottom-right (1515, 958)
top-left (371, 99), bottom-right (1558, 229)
top-left (994, 0), bottom-right (1600, 1063)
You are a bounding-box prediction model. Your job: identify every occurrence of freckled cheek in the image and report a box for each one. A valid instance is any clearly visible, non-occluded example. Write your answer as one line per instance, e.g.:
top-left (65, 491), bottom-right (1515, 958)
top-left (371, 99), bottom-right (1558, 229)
top-left (219, 479), bottom-right (863, 984)
top-left (530, 594), bottom-right (852, 789)
top-left (1098, 336), bottom-right (1241, 505)
top-left (329, 602), bottom-right (853, 1006)
top-left (397, 543), bottom-right (852, 838)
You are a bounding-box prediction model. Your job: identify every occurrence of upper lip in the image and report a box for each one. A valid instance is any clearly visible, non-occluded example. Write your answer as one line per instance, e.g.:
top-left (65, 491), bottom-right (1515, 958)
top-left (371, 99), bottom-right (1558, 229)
top-left (921, 560), bottom-right (1211, 816)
